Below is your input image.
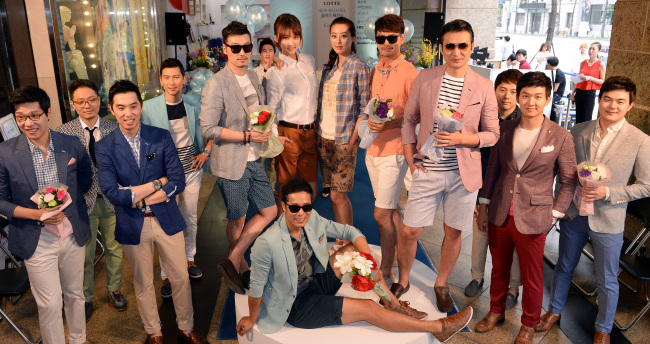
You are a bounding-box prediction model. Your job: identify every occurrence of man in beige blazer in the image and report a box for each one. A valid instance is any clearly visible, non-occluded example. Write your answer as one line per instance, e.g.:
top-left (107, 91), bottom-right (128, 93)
top-left (476, 72), bottom-right (577, 343)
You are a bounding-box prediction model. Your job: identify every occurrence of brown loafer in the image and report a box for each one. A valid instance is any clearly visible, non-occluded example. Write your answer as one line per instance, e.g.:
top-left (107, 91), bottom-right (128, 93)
top-left (434, 285), bottom-right (453, 313)
top-left (217, 258), bottom-right (245, 294)
top-left (593, 331), bottom-right (610, 344)
top-left (514, 325), bottom-right (534, 344)
top-left (534, 311), bottom-right (561, 332)
top-left (434, 306), bottom-right (473, 343)
top-left (476, 311), bottom-right (505, 333)
top-left (147, 335), bottom-right (163, 344)
top-left (390, 282), bottom-right (410, 299)
top-left (177, 329), bottom-right (207, 344)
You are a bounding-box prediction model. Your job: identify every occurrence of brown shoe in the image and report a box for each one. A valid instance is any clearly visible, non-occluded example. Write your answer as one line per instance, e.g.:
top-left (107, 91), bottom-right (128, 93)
top-left (476, 311), bottom-right (505, 333)
top-left (593, 331), bottom-right (610, 344)
top-left (534, 311), bottom-right (561, 332)
top-left (390, 282), bottom-right (410, 299)
top-left (177, 329), bottom-right (207, 344)
top-left (514, 325), bottom-right (535, 344)
top-left (388, 300), bottom-right (428, 320)
top-left (434, 306), bottom-right (473, 343)
top-left (434, 286), bottom-right (453, 313)
top-left (147, 335), bottom-right (163, 344)
top-left (217, 258), bottom-right (245, 294)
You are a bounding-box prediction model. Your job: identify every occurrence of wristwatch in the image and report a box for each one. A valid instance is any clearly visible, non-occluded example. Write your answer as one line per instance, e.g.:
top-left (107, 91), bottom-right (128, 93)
top-left (152, 179), bottom-right (162, 191)
top-left (202, 149), bottom-right (211, 157)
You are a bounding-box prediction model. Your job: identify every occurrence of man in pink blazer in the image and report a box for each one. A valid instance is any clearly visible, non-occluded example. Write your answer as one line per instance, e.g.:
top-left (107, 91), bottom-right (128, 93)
top-left (397, 19), bottom-right (500, 313)
top-left (475, 72), bottom-right (577, 344)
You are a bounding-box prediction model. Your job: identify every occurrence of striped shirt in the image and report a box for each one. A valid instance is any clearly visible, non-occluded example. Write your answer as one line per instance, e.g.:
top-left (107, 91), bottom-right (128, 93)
top-left (27, 130), bottom-right (59, 189)
top-left (166, 101), bottom-right (197, 174)
top-left (423, 73), bottom-right (464, 170)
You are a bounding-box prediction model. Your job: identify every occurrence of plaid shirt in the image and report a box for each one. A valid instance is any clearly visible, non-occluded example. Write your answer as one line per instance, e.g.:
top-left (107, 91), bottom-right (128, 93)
top-left (27, 130), bottom-right (58, 189)
top-left (121, 127), bottom-right (141, 169)
top-left (316, 53), bottom-right (370, 145)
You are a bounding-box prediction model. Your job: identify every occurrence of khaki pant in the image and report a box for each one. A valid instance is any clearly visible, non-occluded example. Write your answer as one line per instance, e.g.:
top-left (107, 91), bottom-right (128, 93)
top-left (471, 224), bottom-right (522, 287)
top-left (24, 229), bottom-right (86, 344)
top-left (122, 217), bottom-right (193, 334)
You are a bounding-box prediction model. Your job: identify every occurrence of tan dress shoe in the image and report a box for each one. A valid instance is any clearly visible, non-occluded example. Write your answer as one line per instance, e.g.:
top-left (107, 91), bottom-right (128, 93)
top-left (593, 331), bottom-right (610, 344)
top-left (514, 325), bottom-right (535, 344)
top-left (534, 311), bottom-right (561, 332)
top-left (177, 329), bottom-right (207, 344)
top-left (147, 335), bottom-right (163, 344)
top-left (434, 306), bottom-right (473, 343)
top-left (476, 311), bottom-right (505, 333)
top-left (434, 286), bottom-right (453, 313)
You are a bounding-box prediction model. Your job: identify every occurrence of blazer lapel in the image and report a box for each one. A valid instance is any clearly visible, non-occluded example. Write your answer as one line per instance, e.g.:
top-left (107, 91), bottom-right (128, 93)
top-left (225, 66), bottom-right (250, 114)
top-left (600, 122), bottom-right (631, 165)
top-left (138, 127), bottom-right (151, 182)
top-left (115, 132), bottom-right (140, 176)
top-left (72, 119), bottom-right (88, 148)
top-left (503, 119), bottom-right (517, 171)
top-left (581, 120), bottom-right (598, 162)
top-left (280, 226), bottom-right (298, 291)
top-left (457, 70), bottom-right (476, 114)
top-left (17, 136), bottom-right (38, 193)
top-left (51, 133), bottom-right (70, 186)
top-left (519, 118), bottom-right (553, 173)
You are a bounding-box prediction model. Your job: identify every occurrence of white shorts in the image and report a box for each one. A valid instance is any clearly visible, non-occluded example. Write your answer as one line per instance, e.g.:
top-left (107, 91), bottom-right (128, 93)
top-left (365, 154), bottom-right (409, 209)
top-left (403, 168), bottom-right (478, 231)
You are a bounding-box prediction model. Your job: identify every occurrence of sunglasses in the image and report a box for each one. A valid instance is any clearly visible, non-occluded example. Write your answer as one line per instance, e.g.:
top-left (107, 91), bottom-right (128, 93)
top-left (444, 43), bottom-right (470, 51)
top-left (225, 43), bottom-right (253, 54)
top-left (375, 35), bottom-right (399, 45)
top-left (287, 203), bottom-right (313, 213)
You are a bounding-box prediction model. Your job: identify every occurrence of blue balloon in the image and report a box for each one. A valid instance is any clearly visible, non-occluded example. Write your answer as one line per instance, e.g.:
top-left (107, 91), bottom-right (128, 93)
top-left (246, 5), bottom-right (267, 32)
top-left (225, 0), bottom-right (246, 22)
top-left (203, 70), bottom-right (214, 78)
top-left (192, 72), bottom-right (206, 85)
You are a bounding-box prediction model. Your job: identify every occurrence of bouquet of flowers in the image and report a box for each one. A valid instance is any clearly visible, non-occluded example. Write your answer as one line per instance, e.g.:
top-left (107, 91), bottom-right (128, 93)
top-left (249, 105), bottom-right (284, 158)
top-left (29, 183), bottom-right (73, 238)
top-left (401, 39), bottom-right (438, 69)
top-left (420, 103), bottom-right (466, 163)
top-left (358, 96), bottom-right (396, 149)
top-left (573, 161), bottom-right (612, 216)
top-left (180, 43), bottom-right (218, 70)
top-left (333, 251), bottom-right (391, 301)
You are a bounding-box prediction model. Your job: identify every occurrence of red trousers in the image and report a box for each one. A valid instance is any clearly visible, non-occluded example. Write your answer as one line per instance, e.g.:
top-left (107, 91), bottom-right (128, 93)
top-left (488, 215), bottom-right (546, 328)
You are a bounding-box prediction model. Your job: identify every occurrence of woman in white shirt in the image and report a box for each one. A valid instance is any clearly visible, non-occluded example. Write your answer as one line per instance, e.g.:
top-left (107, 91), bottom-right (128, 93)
top-left (266, 13), bottom-right (319, 212)
top-left (534, 43), bottom-right (551, 70)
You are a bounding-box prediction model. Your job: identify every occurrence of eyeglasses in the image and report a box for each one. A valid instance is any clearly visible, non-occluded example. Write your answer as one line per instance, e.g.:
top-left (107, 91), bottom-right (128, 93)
top-left (444, 43), bottom-right (470, 51)
top-left (225, 43), bottom-right (253, 54)
top-left (287, 203), bottom-right (313, 213)
top-left (71, 97), bottom-right (100, 107)
top-left (375, 35), bottom-right (399, 45)
top-left (15, 112), bottom-right (46, 123)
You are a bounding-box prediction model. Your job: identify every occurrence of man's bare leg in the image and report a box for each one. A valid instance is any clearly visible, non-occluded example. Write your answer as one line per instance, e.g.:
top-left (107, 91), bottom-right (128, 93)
top-left (396, 224), bottom-right (424, 289)
top-left (435, 224), bottom-right (462, 287)
top-left (227, 205), bottom-right (276, 273)
top-left (375, 207), bottom-right (399, 280)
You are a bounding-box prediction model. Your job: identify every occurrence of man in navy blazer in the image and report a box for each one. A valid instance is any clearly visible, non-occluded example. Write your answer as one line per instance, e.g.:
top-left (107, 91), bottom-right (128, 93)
top-left (95, 80), bottom-right (205, 344)
top-left (0, 86), bottom-right (92, 344)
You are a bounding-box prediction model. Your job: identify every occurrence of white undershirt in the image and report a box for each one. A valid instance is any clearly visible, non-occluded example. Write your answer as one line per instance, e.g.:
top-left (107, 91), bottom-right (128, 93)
top-left (235, 74), bottom-right (260, 161)
top-left (318, 69), bottom-right (341, 140)
top-left (513, 124), bottom-right (542, 170)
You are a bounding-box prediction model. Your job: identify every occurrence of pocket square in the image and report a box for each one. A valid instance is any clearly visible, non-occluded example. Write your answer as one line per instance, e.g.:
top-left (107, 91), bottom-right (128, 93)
top-left (541, 145), bottom-right (555, 153)
top-left (68, 157), bottom-right (76, 165)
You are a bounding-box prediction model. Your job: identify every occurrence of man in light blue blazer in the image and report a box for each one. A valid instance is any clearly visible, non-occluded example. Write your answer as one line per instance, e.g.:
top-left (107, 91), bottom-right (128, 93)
top-left (0, 86), bottom-right (93, 344)
top-left (537, 76), bottom-right (650, 344)
top-left (142, 58), bottom-right (213, 295)
top-left (235, 179), bottom-right (473, 343)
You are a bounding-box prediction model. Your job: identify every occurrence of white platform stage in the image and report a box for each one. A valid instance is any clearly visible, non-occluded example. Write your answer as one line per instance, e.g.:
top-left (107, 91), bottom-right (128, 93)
top-left (235, 244), bottom-right (451, 344)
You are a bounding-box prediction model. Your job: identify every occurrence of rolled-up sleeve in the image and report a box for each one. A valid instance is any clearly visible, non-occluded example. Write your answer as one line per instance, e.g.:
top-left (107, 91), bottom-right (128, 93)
top-left (200, 77), bottom-right (224, 142)
top-left (476, 86), bottom-right (500, 148)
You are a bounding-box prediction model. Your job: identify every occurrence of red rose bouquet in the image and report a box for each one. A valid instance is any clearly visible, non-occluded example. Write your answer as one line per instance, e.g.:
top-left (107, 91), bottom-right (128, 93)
top-left (248, 105), bottom-right (284, 158)
top-left (333, 251), bottom-right (391, 301)
top-left (30, 182), bottom-right (73, 238)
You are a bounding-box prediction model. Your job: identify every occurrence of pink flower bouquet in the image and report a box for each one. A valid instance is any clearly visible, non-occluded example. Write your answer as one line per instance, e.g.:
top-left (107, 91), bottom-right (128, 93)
top-left (573, 161), bottom-right (612, 216)
top-left (421, 103), bottom-right (466, 163)
top-left (30, 183), bottom-right (73, 238)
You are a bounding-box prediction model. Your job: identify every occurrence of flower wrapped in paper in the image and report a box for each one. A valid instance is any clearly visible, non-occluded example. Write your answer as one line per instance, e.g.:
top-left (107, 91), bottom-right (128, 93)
top-left (420, 103), bottom-right (466, 163)
top-left (30, 182), bottom-right (73, 238)
top-left (573, 161), bottom-right (612, 216)
top-left (333, 251), bottom-right (391, 301)
top-left (249, 105), bottom-right (284, 158)
top-left (358, 97), bottom-right (396, 149)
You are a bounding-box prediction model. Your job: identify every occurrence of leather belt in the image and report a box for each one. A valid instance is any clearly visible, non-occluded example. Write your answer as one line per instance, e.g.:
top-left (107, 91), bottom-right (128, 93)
top-left (144, 212), bottom-right (155, 217)
top-left (279, 121), bottom-right (316, 130)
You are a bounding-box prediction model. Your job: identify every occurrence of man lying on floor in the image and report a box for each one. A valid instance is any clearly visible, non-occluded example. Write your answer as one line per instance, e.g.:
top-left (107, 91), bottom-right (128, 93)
top-left (236, 178), bottom-right (473, 342)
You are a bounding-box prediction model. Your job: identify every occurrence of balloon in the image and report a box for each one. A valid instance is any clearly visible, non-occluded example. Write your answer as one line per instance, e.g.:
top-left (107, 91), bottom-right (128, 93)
top-left (224, 0), bottom-right (246, 22)
top-left (403, 19), bottom-right (415, 42)
top-left (191, 87), bottom-right (203, 96)
top-left (246, 5), bottom-right (268, 32)
top-left (379, 0), bottom-right (400, 16)
top-left (203, 70), bottom-right (214, 79)
top-left (363, 16), bottom-right (378, 40)
top-left (243, 18), bottom-right (256, 37)
top-left (241, 0), bottom-right (257, 5)
top-left (189, 79), bottom-right (199, 89)
top-left (192, 72), bottom-right (206, 85)
top-left (364, 57), bottom-right (379, 69)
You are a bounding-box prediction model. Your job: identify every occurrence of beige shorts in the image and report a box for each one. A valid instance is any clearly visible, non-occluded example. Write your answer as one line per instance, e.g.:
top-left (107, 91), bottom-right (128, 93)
top-left (365, 154), bottom-right (409, 209)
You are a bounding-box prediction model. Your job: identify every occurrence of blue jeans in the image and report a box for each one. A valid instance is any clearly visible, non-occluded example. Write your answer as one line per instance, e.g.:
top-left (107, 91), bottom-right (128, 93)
top-left (548, 215), bottom-right (623, 333)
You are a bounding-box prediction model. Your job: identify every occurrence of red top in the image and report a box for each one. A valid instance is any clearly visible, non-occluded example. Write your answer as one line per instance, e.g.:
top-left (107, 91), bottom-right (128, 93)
top-left (576, 59), bottom-right (602, 91)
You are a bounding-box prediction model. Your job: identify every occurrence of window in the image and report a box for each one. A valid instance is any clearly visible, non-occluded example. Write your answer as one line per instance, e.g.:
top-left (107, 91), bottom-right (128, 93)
top-left (516, 13), bottom-right (526, 25)
top-left (566, 13), bottom-right (573, 27)
top-left (590, 5), bottom-right (603, 25)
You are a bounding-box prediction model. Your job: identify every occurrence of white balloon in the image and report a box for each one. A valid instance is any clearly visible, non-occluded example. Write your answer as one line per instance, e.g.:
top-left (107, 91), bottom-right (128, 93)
top-left (203, 70), bottom-right (214, 78)
top-left (403, 19), bottom-right (415, 42)
top-left (246, 5), bottom-right (268, 32)
top-left (379, 0), bottom-right (400, 16)
top-left (225, 0), bottom-right (246, 22)
top-left (191, 87), bottom-right (203, 96)
top-left (241, 0), bottom-right (256, 5)
top-left (243, 18), bottom-right (256, 37)
top-left (363, 16), bottom-right (378, 40)
top-left (192, 72), bottom-right (206, 85)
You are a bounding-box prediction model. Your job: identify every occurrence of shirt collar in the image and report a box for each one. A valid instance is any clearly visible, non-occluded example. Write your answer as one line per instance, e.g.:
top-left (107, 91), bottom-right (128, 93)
top-left (597, 118), bottom-right (626, 134)
top-left (377, 54), bottom-right (405, 71)
top-left (279, 53), bottom-right (300, 66)
top-left (27, 129), bottom-right (54, 154)
top-left (80, 117), bottom-right (100, 130)
top-left (120, 126), bottom-right (141, 142)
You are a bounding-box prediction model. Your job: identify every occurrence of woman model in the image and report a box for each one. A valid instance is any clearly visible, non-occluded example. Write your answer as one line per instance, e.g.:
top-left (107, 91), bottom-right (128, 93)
top-left (534, 43), bottom-right (551, 70)
top-left (571, 42), bottom-right (606, 124)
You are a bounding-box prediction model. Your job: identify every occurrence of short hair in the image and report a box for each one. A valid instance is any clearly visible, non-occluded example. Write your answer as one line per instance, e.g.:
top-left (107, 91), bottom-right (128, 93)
top-left (10, 85), bottom-right (50, 114)
top-left (68, 79), bottom-right (99, 99)
top-left (547, 56), bottom-right (559, 67)
top-left (274, 13), bottom-right (302, 48)
top-left (222, 21), bottom-right (251, 44)
top-left (516, 71), bottom-right (552, 98)
top-left (599, 76), bottom-right (636, 103)
top-left (495, 69), bottom-right (523, 89)
top-left (504, 35), bottom-right (510, 42)
top-left (516, 49), bottom-right (527, 57)
top-left (590, 41), bottom-right (602, 51)
top-left (507, 53), bottom-right (517, 62)
top-left (375, 14), bottom-right (404, 35)
top-left (258, 37), bottom-right (276, 54)
top-left (579, 42), bottom-right (588, 49)
top-left (108, 80), bottom-right (141, 106)
top-left (160, 58), bottom-right (185, 76)
top-left (281, 178), bottom-right (313, 203)
top-left (440, 19), bottom-right (474, 43)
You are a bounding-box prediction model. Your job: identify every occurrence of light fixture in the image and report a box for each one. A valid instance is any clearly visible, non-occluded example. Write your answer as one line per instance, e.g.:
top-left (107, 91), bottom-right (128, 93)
top-left (88, 43), bottom-right (94, 47)
top-left (90, 54), bottom-right (95, 58)
top-left (85, 22), bottom-right (91, 26)
top-left (84, 11), bottom-right (89, 15)
top-left (91, 64), bottom-right (97, 68)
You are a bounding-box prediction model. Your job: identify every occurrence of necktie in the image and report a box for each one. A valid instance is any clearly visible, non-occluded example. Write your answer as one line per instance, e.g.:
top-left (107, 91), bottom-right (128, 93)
top-left (85, 127), bottom-right (96, 165)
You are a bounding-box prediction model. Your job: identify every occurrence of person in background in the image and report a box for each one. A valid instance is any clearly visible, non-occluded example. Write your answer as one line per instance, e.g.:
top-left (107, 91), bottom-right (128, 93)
top-left (546, 56), bottom-right (566, 123)
top-left (571, 42), bottom-right (606, 124)
top-left (56, 79), bottom-right (125, 321)
top-left (505, 53), bottom-right (518, 69)
top-left (142, 58), bottom-right (213, 297)
top-left (534, 43), bottom-right (551, 70)
top-left (466, 69), bottom-right (523, 310)
top-left (316, 16), bottom-right (369, 229)
top-left (572, 42), bottom-right (589, 74)
top-left (501, 35), bottom-right (514, 62)
top-left (516, 49), bottom-right (531, 70)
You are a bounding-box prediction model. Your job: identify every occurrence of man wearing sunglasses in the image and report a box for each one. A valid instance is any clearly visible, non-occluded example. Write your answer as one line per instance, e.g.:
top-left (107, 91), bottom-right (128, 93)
top-left (56, 79), bottom-right (125, 321)
top-left (399, 19), bottom-right (500, 313)
top-left (200, 21), bottom-right (276, 295)
top-left (236, 178), bottom-right (473, 342)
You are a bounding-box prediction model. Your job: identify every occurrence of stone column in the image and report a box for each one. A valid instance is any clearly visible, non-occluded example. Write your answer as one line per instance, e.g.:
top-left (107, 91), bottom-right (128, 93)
top-left (608, 0), bottom-right (650, 134)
